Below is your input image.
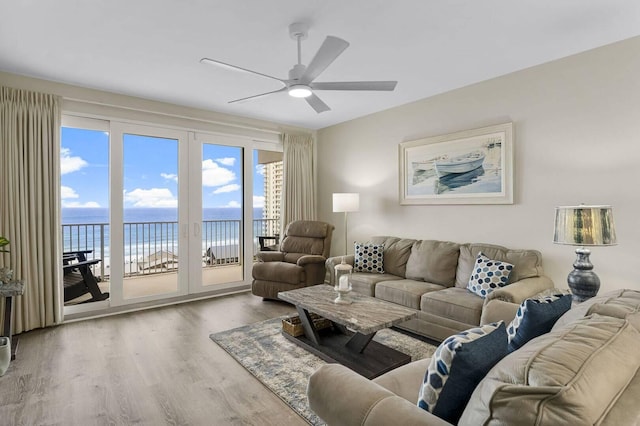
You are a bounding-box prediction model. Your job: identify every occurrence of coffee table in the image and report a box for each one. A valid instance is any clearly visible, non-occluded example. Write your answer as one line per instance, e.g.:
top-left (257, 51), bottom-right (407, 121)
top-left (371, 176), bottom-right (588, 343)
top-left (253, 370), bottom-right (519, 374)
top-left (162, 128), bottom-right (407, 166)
top-left (278, 284), bottom-right (418, 379)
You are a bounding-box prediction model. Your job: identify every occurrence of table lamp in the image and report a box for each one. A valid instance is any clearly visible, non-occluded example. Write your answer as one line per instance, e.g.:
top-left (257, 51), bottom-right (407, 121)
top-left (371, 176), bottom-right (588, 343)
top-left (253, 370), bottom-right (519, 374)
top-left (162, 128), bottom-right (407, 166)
top-left (332, 193), bottom-right (359, 255)
top-left (553, 205), bottom-right (617, 303)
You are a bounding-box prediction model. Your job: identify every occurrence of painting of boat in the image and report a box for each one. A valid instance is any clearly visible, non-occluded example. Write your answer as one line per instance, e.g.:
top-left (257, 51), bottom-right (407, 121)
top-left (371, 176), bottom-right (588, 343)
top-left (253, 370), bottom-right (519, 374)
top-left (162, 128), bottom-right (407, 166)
top-left (433, 150), bottom-right (485, 177)
top-left (434, 166), bottom-right (485, 194)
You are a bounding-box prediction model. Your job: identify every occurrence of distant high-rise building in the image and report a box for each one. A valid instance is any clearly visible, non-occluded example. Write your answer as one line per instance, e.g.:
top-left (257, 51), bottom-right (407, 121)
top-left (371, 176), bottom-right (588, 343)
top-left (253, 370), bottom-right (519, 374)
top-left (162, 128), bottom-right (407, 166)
top-left (263, 160), bottom-right (283, 235)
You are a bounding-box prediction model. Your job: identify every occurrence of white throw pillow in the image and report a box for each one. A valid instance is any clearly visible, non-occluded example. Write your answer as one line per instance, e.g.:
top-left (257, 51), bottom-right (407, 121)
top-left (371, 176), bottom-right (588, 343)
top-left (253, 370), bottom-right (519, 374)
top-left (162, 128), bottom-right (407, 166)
top-left (467, 252), bottom-right (513, 298)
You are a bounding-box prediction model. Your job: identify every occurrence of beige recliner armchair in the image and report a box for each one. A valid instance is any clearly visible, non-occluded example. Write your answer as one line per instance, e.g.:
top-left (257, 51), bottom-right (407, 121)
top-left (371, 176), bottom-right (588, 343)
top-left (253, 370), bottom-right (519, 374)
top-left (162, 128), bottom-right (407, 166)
top-left (251, 220), bottom-right (334, 300)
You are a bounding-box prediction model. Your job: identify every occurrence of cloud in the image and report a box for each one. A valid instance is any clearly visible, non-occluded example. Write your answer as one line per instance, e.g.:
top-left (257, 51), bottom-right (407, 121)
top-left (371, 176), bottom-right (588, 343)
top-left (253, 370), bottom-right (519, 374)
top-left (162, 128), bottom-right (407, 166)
top-left (253, 195), bottom-right (265, 208)
top-left (223, 200), bottom-right (241, 208)
top-left (202, 159), bottom-right (236, 187)
top-left (61, 185), bottom-right (79, 199)
top-left (61, 185), bottom-right (100, 207)
top-left (124, 188), bottom-right (177, 207)
top-left (216, 157), bottom-right (236, 166)
top-left (160, 173), bottom-right (178, 182)
top-left (255, 164), bottom-right (265, 176)
top-left (213, 184), bottom-right (241, 194)
top-left (62, 201), bottom-right (101, 208)
top-left (60, 147), bottom-right (88, 175)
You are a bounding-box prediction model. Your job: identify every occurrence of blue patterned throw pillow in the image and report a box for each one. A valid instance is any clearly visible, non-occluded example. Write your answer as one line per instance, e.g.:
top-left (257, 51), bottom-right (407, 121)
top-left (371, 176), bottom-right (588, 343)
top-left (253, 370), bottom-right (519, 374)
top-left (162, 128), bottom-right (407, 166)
top-left (417, 322), bottom-right (508, 424)
top-left (507, 293), bottom-right (572, 352)
top-left (353, 243), bottom-right (384, 273)
top-left (467, 252), bottom-right (513, 298)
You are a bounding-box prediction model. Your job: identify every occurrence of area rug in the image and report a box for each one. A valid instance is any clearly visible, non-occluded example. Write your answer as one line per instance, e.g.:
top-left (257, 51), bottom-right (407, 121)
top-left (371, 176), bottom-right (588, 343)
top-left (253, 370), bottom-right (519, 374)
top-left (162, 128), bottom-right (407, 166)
top-left (210, 317), bottom-right (437, 425)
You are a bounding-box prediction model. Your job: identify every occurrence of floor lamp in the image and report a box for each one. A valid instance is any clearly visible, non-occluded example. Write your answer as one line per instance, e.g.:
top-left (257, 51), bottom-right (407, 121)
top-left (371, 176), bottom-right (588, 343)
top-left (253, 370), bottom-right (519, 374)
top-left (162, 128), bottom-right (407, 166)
top-left (332, 193), bottom-right (359, 255)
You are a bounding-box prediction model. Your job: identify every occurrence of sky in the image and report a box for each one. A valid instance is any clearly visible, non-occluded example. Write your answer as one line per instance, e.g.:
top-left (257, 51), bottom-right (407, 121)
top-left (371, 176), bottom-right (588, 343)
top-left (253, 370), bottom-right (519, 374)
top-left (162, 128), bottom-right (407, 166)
top-left (61, 127), bottom-right (265, 209)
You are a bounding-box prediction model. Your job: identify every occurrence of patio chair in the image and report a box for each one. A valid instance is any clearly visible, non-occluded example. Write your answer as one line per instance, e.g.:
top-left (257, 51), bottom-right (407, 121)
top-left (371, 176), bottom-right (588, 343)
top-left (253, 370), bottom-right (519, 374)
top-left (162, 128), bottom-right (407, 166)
top-left (257, 234), bottom-right (280, 251)
top-left (63, 250), bottom-right (109, 303)
top-left (251, 220), bottom-right (334, 300)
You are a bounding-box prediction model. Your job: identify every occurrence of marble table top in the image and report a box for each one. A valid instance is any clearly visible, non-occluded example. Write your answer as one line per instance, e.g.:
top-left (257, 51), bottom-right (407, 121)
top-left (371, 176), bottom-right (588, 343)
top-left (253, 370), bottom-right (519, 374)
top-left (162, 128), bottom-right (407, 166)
top-left (278, 284), bottom-right (417, 335)
top-left (0, 281), bottom-right (25, 297)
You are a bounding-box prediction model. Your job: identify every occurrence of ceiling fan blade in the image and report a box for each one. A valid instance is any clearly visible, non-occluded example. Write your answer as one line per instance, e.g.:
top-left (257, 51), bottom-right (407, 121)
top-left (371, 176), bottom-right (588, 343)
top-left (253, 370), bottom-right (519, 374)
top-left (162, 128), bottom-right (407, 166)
top-left (228, 87), bottom-right (287, 104)
top-left (200, 58), bottom-right (285, 84)
top-left (311, 81), bottom-right (398, 91)
top-left (301, 36), bottom-right (350, 83)
top-left (305, 93), bottom-right (331, 113)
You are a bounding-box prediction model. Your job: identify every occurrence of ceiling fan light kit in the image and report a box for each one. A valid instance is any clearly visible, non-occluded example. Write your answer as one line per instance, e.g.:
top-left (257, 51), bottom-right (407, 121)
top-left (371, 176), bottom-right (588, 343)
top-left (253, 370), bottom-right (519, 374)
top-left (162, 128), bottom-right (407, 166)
top-left (200, 22), bottom-right (397, 113)
top-left (288, 84), bottom-right (312, 98)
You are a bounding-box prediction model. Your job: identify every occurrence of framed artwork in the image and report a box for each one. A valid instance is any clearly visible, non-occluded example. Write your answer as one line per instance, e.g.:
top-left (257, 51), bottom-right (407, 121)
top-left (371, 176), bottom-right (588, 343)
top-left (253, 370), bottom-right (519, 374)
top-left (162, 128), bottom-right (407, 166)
top-left (399, 122), bottom-right (513, 205)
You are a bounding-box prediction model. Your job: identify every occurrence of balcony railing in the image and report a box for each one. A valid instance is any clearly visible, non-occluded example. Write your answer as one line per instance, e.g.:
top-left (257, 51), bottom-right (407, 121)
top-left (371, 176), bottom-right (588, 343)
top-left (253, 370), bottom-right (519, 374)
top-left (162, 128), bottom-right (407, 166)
top-left (62, 218), bottom-right (279, 281)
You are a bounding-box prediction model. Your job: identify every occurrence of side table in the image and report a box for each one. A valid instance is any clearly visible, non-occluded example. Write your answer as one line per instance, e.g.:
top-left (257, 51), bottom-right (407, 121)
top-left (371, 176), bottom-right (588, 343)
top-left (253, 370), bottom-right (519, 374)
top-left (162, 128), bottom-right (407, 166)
top-left (1, 281), bottom-right (25, 360)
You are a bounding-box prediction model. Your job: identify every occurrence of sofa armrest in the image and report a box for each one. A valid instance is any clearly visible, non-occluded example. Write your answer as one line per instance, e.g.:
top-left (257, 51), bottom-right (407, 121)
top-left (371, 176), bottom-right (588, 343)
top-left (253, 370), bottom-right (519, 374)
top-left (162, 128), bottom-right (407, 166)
top-left (485, 275), bottom-right (555, 304)
top-left (308, 364), bottom-right (451, 426)
top-left (325, 255), bottom-right (355, 285)
top-left (297, 255), bottom-right (326, 266)
top-left (255, 251), bottom-right (285, 262)
top-left (480, 299), bottom-right (521, 325)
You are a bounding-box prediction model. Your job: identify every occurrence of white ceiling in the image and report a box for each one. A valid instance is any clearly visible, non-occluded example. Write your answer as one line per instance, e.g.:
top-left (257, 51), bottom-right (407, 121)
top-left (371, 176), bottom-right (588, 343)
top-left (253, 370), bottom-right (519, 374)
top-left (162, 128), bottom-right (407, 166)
top-left (1, 1), bottom-right (639, 130)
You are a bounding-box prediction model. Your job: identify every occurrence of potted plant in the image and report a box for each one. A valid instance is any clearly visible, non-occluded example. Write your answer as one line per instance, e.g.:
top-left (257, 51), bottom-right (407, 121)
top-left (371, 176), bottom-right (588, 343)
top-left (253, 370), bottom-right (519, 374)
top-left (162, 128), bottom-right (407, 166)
top-left (0, 236), bottom-right (8, 252)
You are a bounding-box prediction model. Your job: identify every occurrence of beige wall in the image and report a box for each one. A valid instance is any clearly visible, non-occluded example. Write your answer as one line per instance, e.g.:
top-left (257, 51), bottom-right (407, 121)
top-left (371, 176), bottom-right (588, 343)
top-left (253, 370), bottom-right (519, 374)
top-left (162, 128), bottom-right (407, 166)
top-left (317, 36), bottom-right (640, 294)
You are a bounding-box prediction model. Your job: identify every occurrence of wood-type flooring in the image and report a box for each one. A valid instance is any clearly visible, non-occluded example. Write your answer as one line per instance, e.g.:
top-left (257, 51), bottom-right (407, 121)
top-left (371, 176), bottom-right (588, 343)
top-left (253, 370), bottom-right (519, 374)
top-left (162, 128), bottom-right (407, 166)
top-left (0, 292), bottom-right (306, 425)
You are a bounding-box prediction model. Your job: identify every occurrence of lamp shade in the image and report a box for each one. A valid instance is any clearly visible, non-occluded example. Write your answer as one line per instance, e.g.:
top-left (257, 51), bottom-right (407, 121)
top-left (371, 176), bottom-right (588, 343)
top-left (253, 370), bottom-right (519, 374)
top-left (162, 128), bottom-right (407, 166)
top-left (333, 193), bottom-right (360, 213)
top-left (553, 205), bottom-right (617, 246)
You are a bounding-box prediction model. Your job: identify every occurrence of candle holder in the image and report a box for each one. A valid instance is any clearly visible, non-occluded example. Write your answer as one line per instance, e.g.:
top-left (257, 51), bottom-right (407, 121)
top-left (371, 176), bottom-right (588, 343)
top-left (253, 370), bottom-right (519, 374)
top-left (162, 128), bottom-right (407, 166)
top-left (334, 285), bottom-right (352, 305)
top-left (334, 257), bottom-right (353, 305)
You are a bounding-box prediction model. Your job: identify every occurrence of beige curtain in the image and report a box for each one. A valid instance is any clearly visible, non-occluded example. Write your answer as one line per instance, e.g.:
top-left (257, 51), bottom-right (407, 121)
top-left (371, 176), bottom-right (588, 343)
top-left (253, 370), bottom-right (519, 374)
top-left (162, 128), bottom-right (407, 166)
top-left (281, 133), bottom-right (316, 231)
top-left (0, 86), bottom-right (62, 334)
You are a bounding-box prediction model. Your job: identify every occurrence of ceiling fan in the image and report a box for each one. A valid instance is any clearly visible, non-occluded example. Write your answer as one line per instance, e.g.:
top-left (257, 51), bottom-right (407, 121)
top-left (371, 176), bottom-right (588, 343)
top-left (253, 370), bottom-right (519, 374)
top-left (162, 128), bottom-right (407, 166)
top-left (200, 23), bottom-right (398, 113)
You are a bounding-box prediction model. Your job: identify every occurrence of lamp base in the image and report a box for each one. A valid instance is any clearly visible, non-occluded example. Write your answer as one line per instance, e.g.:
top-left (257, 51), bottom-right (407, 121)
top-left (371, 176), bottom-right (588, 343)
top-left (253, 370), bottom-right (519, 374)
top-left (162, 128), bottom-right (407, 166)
top-left (567, 247), bottom-right (600, 304)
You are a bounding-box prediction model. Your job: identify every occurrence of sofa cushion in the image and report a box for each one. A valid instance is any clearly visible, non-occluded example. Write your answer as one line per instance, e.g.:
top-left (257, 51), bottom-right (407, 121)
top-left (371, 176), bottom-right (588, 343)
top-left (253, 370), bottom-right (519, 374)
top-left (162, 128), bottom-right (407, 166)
top-left (421, 288), bottom-right (484, 326)
top-left (507, 293), bottom-right (572, 352)
top-left (455, 243), bottom-right (542, 288)
top-left (418, 322), bottom-right (508, 424)
top-left (370, 236), bottom-right (416, 277)
top-left (467, 252), bottom-right (513, 298)
top-left (376, 279), bottom-right (444, 310)
top-left (252, 261), bottom-right (304, 285)
top-left (460, 313), bottom-right (640, 425)
top-left (553, 289), bottom-right (640, 331)
top-left (349, 273), bottom-right (402, 297)
top-left (354, 242), bottom-right (385, 273)
top-left (405, 240), bottom-right (460, 287)
top-left (280, 236), bottom-right (325, 256)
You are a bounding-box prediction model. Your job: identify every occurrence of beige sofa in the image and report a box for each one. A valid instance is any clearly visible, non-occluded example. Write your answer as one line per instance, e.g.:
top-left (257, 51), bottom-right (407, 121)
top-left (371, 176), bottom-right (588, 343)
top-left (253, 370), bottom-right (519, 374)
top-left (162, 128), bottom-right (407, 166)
top-left (308, 289), bottom-right (640, 425)
top-left (326, 236), bottom-right (554, 341)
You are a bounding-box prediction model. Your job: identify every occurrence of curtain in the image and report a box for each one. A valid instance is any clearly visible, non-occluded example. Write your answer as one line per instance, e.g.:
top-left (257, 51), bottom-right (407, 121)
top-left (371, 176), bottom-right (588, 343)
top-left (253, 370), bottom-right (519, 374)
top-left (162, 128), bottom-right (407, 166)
top-left (281, 133), bottom-right (316, 232)
top-left (0, 86), bottom-right (62, 334)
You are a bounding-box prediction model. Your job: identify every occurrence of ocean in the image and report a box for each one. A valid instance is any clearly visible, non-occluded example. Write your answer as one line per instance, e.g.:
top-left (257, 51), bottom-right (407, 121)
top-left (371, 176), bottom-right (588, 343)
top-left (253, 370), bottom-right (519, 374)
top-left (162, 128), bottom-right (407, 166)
top-left (62, 207), bottom-right (270, 264)
top-left (62, 207), bottom-right (260, 224)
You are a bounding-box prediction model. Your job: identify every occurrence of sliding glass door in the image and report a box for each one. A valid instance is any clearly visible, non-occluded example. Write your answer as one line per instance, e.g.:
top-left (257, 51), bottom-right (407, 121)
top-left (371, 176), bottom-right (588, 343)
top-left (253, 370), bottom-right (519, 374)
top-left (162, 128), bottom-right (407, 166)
top-left (188, 133), bottom-right (247, 293)
top-left (61, 116), bottom-right (282, 314)
top-left (60, 117), bottom-right (111, 309)
top-left (121, 132), bottom-right (182, 300)
top-left (109, 123), bottom-right (189, 304)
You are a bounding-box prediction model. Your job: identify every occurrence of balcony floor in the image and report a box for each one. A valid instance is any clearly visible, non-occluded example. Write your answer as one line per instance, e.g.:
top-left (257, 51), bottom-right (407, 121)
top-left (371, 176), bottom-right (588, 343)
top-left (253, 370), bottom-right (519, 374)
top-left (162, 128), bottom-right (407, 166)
top-left (65, 265), bottom-right (244, 305)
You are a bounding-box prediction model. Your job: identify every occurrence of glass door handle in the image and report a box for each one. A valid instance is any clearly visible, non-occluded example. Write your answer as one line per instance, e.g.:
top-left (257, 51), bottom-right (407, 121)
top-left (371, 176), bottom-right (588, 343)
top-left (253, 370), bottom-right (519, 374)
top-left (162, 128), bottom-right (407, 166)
top-left (193, 222), bottom-right (201, 237)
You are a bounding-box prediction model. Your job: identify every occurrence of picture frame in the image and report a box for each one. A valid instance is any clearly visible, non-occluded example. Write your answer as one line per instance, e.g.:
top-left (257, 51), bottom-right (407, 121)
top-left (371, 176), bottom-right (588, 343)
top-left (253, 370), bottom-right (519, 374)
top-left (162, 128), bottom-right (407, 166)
top-left (399, 122), bottom-right (513, 205)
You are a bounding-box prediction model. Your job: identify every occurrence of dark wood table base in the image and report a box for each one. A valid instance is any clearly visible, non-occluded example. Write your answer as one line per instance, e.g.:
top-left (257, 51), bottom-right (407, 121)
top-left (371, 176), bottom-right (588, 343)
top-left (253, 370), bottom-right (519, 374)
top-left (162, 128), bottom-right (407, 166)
top-left (282, 306), bottom-right (412, 379)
